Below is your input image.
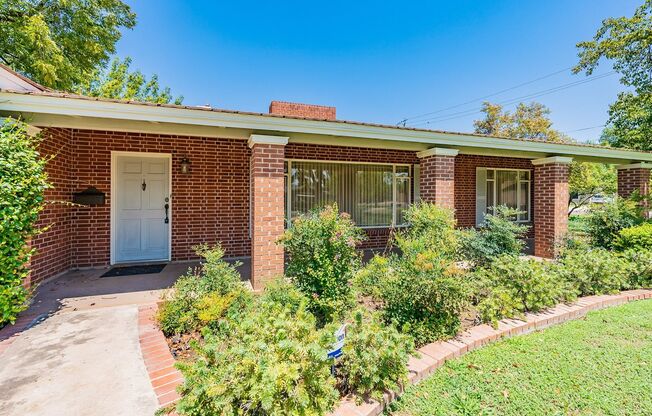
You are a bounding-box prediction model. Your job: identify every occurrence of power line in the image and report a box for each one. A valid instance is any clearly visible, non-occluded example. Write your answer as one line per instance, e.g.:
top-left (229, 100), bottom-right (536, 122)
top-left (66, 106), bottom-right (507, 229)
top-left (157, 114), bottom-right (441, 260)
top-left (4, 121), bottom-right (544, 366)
top-left (399, 66), bottom-right (574, 124)
top-left (408, 71), bottom-right (617, 127)
top-left (562, 124), bottom-right (606, 133)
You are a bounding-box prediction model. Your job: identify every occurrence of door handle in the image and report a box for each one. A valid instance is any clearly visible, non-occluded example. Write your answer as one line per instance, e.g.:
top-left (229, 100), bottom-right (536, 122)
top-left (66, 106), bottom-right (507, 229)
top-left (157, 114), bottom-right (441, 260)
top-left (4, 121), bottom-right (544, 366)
top-left (164, 203), bottom-right (169, 224)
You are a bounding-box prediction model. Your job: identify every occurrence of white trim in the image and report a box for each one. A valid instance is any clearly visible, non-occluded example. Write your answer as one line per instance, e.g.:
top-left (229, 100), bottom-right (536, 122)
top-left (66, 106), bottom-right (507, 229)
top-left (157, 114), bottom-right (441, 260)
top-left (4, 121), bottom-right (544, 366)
top-left (531, 156), bottom-right (573, 166)
top-left (248, 134), bottom-right (289, 147)
top-left (110, 151), bottom-right (173, 265)
top-left (616, 162), bottom-right (652, 170)
top-left (4, 92), bottom-right (652, 163)
top-left (416, 147), bottom-right (459, 158)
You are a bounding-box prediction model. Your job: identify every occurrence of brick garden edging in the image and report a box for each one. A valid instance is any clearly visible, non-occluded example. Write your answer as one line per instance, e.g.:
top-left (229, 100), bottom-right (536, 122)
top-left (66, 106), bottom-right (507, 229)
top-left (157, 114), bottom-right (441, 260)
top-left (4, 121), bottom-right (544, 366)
top-left (138, 304), bottom-right (184, 409)
top-left (329, 289), bottom-right (652, 416)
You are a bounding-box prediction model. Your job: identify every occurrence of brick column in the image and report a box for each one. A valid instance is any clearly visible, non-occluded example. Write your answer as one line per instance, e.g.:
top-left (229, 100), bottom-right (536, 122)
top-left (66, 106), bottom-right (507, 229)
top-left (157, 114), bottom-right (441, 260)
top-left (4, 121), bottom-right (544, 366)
top-left (617, 163), bottom-right (651, 198)
top-left (532, 156), bottom-right (572, 258)
top-left (416, 148), bottom-right (458, 209)
top-left (249, 134), bottom-right (289, 291)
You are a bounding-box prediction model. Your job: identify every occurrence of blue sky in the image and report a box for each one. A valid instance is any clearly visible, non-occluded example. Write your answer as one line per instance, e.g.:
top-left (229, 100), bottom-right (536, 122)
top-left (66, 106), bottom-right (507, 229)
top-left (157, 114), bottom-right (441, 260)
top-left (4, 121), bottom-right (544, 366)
top-left (116, 0), bottom-right (640, 142)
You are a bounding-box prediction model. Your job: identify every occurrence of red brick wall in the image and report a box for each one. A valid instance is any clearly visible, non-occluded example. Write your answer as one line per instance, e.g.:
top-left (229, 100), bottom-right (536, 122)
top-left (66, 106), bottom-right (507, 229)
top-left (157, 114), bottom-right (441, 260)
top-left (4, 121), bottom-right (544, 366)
top-left (534, 162), bottom-right (570, 258)
top-left (30, 128), bottom-right (74, 285)
top-left (454, 155), bottom-right (535, 236)
top-left (618, 167), bottom-right (650, 199)
top-left (269, 101), bottom-right (336, 120)
top-left (30, 128), bottom-right (251, 283)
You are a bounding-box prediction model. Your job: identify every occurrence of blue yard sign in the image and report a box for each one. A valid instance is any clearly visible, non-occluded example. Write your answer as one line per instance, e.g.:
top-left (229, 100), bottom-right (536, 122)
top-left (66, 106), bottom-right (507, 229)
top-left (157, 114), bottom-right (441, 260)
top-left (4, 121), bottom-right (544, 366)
top-left (327, 324), bottom-right (347, 359)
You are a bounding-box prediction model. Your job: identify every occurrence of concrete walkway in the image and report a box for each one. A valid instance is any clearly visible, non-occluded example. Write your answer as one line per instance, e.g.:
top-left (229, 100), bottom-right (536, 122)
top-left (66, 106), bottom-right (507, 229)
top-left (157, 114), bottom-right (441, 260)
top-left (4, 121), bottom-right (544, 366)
top-left (0, 305), bottom-right (159, 416)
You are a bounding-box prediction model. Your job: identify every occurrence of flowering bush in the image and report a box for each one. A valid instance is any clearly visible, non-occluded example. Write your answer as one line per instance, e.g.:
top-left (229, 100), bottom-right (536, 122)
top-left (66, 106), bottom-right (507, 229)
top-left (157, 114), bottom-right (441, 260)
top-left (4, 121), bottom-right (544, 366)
top-left (157, 245), bottom-right (244, 335)
top-left (175, 301), bottom-right (338, 415)
top-left (356, 204), bottom-right (470, 346)
top-left (279, 204), bottom-right (365, 325)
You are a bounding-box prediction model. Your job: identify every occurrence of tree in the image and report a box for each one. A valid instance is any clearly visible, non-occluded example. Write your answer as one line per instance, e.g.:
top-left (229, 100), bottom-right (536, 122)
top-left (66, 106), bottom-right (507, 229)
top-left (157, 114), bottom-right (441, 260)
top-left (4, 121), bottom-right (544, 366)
top-left (474, 101), bottom-right (616, 213)
top-left (574, 0), bottom-right (652, 150)
top-left (473, 101), bottom-right (570, 143)
top-left (76, 57), bottom-right (183, 105)
top-left (568, 161), bottom-right (616, 215)
top-left (0, 0), bottom-right (136, 90)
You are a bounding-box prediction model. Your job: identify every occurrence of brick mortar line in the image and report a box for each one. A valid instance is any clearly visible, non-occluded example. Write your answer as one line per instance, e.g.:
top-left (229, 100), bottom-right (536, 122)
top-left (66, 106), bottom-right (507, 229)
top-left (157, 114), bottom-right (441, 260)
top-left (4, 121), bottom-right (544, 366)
top-left (137, 303), bottom-right (184, 411)
top-left (330, 289), bottom-right (652, 416)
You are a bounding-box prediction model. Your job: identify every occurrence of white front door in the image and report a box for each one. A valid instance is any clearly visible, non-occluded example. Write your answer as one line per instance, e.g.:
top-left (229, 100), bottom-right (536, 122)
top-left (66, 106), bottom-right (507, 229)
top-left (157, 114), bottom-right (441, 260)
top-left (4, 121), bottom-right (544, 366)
top-left (114, 155), bottom-right (170, 263)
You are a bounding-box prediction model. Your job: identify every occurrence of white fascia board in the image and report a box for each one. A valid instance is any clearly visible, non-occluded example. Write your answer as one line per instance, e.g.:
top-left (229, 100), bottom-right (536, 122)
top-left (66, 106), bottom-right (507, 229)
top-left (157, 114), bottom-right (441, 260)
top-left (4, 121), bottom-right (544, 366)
top-left (248, 134), bottom-right (289, 147)
top-left (531, 156), bottom-right (574, 166)
top-left (416, 147), bottom-right (459, 158)
top-left (3, 92), bottom-right (652, 163)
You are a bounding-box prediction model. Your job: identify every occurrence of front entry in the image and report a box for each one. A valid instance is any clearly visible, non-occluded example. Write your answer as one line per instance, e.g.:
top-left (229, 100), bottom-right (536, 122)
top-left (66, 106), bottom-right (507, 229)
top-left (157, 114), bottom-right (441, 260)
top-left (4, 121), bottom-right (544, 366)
top-left (114, 154), bottom-right (171, 263)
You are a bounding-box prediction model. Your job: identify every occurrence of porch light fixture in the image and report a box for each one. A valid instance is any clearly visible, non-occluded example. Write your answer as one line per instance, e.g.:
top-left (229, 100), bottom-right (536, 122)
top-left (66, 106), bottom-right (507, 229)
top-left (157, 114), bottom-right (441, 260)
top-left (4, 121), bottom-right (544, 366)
top-left (180, 156), bottom-right (191, 174)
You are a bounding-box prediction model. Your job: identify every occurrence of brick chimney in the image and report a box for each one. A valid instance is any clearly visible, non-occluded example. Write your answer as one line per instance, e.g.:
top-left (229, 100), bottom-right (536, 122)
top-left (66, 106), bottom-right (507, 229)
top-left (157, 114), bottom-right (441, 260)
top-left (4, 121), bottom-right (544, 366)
top-left (269, 101), bottom-right (336, 120)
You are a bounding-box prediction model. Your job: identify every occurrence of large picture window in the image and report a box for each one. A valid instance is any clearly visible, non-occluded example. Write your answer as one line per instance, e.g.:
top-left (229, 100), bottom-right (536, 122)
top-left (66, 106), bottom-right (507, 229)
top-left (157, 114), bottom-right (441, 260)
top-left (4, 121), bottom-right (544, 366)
top-left (285, 160), bottom-right (411, 227)
top-left (476, 168), bottom-right (531, 224)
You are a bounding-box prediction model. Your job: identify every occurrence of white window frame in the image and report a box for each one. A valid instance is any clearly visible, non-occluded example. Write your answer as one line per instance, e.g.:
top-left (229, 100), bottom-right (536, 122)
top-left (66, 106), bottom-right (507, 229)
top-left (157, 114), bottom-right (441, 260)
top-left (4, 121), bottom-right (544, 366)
top-left (478, 167), bottom-right (531, 224)
top-left (285, 159), bottom-right (412, 228)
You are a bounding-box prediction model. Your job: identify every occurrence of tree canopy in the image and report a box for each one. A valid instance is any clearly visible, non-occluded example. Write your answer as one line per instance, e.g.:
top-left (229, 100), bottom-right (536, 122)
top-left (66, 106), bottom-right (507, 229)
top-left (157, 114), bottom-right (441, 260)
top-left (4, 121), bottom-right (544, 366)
top-left (76, 57), bottom-right (183, 105)
top-left (574, 0), bottom-right (652, 150)
top-left (473, 101), bottom-right (570, 143)
top-left (473, 101), bottom-right (616, 212)
top-left (0, 0), bottom-right (136, 91)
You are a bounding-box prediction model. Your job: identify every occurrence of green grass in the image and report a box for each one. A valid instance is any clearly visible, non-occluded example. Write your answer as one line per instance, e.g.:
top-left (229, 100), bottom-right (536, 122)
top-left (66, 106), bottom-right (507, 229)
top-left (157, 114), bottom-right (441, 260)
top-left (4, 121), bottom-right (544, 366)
top-left (389, 299), bottom-right (652, 416)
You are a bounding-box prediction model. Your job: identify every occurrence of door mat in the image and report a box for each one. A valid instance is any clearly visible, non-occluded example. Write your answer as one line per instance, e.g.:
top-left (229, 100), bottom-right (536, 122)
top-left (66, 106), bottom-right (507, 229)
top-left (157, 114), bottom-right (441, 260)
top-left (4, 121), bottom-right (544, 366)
top-left (101, 263), bottom-right (167, 278)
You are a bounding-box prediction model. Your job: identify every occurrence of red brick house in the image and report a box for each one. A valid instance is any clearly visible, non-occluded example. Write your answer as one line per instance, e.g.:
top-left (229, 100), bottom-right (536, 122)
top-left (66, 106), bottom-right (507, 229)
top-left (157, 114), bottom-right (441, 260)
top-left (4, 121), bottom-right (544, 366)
top-left (2, 65), bottom-right (652, 290)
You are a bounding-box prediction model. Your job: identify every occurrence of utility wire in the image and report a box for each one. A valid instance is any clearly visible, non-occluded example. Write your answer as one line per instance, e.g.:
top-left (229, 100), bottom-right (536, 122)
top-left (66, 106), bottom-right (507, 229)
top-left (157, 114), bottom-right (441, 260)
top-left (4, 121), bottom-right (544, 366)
top-left (562, 124), bottom-right (606, 133)
top-left (408, 71), bottom-right (616, 127)
top-left (398, 66), bottom-right (574, 125)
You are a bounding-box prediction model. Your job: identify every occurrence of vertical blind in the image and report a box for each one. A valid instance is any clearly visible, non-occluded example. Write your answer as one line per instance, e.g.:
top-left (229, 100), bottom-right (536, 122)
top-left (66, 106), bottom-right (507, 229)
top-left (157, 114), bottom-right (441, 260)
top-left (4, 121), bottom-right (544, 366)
top-left (287, 161), bottom-right (410, 227)
top-left (485, 169), bottom-right (530, 222)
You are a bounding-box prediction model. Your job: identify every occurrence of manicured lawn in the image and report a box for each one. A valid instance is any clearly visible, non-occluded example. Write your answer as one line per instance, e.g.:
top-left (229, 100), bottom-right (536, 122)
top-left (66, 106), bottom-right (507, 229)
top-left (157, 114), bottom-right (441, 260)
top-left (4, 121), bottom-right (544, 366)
top-left (390, 299), bottom-right (652, 416)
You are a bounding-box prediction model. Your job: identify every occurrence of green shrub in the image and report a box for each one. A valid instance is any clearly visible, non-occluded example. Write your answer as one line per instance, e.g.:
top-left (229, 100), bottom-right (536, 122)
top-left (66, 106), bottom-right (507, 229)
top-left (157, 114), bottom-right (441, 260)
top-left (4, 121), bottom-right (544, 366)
top-left (175, 301), bottom-right (339, 416)
top-left (614, 222), bottom-right (652, 251)
top-left (259, 277), bottom-right (307, 314)
top-left (195, 287), bottom-right (253, 334)
top-left (357, 205), bottom-right (470, 346)
top-left (557, 248), bottom-right (629, 296)
top-left (473, 255), bottom-right (575, 326)
top-left (586, 197), bottom-right (643, 249)
top-left (395, 202), bottom-right (459, 260)
top-left (338, 309), bottom-right (414, 403)
top-left (157, 244), bottom-right (243, 335)
top-left (459, 206), bottom-right (529, 268)
top-left (279, 204), bottom-right (365, 325)
top-left (622, 249), bottom-right (652, 288)
top-left (0, 120), bottom-right (49, 326)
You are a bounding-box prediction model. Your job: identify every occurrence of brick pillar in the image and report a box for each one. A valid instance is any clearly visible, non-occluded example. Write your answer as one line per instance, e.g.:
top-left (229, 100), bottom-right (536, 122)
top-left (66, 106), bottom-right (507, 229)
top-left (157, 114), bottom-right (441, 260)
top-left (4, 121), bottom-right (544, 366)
top-left (249, 134), bottom-right (289, 291)
top-left (416, 148), bottom-right (458, 209)
top-left (617, 163), bottom-right (651, 198)
top-left (618, 163), bottom-right (652, 217)
top-left (532, 156), bottom-right (572, 258)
